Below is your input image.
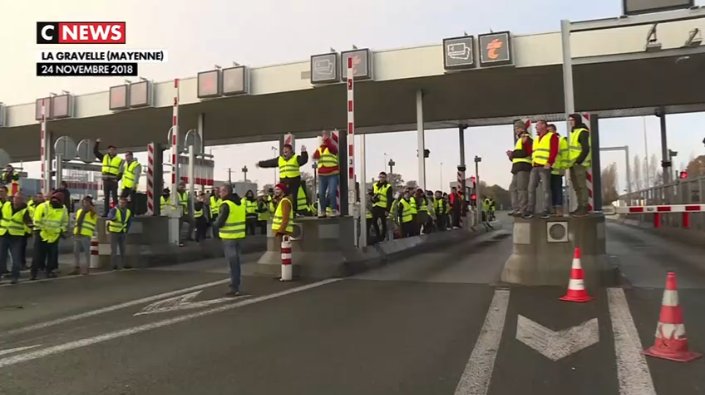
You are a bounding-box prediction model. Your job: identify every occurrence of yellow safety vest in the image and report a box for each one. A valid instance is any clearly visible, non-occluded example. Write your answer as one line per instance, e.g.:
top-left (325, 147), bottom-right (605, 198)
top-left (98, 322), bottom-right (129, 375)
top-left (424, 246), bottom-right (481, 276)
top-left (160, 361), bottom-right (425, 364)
top-left (389, 200), bottom-right (399, 222)
top-left (73, 208), bottom-right (97, 237)
top-left (316, 147), bottom-right (338, 169)
top-left (209, 196), bottom-right (222, 217)
top-left (122, 160), bottom-right (140, 189)
top-left (160, 196), bottom-right (169, 211)
top-left (245, 199), bottom-right (257, 215)
top-left (219, 200), bottom-right (246, 239)
top-left (1, 202), bottom-right (27, 236)
top-left (410, 198), bottom-right (418, 215)
top-left (178, 192), bottom-right (188, 209)
top-left (0, 201), bottom-right (9, 236)
top-left (194, 208), bottom-right (203, 219)
top-left (296, 187), bottom-right (308, 212)
top-left (258, 198), bottom-right (272, 221)
top-left (569, 128), bottom-right (591, 168)
top-left (552, 136), bottom-right (570, 175)
top-left (26, 200), bottom-right (36, 233)
top-left (108, 208), bottom-right (132, 233)
top-left (101, 155), bottom-right (123, 176)
top-left (278, 155), bottom-right (300, 179)
top-left (532, 132), bottom-right (555, 166)
top-left (418, 197), bottom-right (428, 213)
top-left (34, 202), bottom-right (67, 243)
top-left (512, 138), bottom-right (532, 164)
top-left (399, 199), bottom-right (414, 223)
top-left (434, 198), bottom-right (445, 213)
top-left (272, 197), bottom-right (294, 234)
top-left (373, 183), bottom-right (391, 209)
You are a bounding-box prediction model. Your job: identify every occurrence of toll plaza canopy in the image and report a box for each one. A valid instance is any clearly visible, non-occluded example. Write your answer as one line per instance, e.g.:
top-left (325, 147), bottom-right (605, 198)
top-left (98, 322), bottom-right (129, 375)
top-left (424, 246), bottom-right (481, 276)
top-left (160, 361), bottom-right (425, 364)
top-left (1, 9), bottom-right (704, 160)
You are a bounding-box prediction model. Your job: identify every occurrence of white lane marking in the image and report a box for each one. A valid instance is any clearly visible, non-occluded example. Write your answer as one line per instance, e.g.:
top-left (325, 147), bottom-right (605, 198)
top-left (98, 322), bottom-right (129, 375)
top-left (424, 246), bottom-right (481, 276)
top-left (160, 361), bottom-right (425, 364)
top-left (134, 290), bottom-right (239, 316)
top-left (607, 288), bottom-right (657, 395)
top-left (516, 316), bottom-right (599, 361)
top-left (0, 278), bottom-right (341, 368)
top-left (0, 268), bottom-right (134, 288)
top-left (0, 345), bottom-right (41, 357)
top-left (5, 278), bottom-right (230, 337)
top-left (454, 289), bottom-right (510, 395)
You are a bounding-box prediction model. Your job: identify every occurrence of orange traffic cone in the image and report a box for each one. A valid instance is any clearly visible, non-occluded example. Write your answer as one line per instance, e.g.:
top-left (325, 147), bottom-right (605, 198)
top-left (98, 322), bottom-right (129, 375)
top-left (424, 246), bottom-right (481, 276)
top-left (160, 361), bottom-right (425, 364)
top-left (560, 247), bottom-right (593, 303)
top-left (644, 272), bottom-right (702, 362)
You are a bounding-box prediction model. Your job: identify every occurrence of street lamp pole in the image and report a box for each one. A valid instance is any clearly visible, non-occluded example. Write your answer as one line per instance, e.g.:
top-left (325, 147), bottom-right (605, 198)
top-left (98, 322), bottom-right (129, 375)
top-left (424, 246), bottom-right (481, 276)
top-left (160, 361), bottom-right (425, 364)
top-left (271, 146), bottom-right (278, 185)
top-left (388, 159), bottom-right (395, 176)
top-left (474, 155), bottom-right (482, 224)
top-left (241, 166), bottom-right (248, 182)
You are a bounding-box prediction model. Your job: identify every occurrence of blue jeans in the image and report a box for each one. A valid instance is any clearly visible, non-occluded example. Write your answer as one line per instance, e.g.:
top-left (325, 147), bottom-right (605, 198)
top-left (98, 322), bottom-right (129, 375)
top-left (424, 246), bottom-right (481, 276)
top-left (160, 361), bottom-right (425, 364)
top-left (222, 239), bottom-right (242, 292)
top-left (318, 174), bottom-right (339, 213)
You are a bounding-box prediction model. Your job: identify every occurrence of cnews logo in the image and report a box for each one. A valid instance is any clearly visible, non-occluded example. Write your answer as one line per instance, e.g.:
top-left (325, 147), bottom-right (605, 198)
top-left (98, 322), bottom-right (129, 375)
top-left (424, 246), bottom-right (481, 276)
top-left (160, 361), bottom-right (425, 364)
top-left (37, 22), bottom-right (126, 44)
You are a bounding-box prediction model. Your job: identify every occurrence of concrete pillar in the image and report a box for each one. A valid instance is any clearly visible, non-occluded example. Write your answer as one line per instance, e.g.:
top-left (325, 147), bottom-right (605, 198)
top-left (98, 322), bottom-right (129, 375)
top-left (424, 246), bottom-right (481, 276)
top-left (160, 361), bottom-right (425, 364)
top-left (658, 110), bottom-right (671, 186)
top-left (416, 90), bottom-right (425, 190)
top-left (458, 125), bottom-right (467, 201)
top-left (197, 113), bottom-right (205, 155)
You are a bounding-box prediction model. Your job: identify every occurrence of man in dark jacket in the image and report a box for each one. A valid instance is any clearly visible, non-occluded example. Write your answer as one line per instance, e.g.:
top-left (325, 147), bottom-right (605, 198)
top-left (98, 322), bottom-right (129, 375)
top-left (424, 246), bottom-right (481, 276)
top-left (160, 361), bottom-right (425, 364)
top-left (507, 120), bottom-right (533, 216)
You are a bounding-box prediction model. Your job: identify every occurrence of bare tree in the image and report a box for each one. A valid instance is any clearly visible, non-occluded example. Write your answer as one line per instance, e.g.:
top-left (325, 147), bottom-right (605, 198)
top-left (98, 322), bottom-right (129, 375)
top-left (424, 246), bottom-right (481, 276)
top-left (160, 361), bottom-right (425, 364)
top-left (686, 155), bottom-right (705, 178)
top-left (648, 153), bottom-right (659, 186)
top-left (601, 162), bottom-right (619, 204)
top-left (633, 155), bottom-right (642, 191)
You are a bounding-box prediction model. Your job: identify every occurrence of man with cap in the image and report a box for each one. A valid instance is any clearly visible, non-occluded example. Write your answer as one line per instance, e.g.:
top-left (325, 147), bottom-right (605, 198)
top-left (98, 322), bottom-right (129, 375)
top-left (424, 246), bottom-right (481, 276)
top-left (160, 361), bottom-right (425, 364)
top-left (31, 191), bottom-right (69, 279)
top-left (94, 139), bottom-right (124, 216)
top-left (256, 144), bottom-right (308, 215)
top-left (213, 184), bottom-right (246, 297)
top-left (507, 120), bottom-right (533, 216)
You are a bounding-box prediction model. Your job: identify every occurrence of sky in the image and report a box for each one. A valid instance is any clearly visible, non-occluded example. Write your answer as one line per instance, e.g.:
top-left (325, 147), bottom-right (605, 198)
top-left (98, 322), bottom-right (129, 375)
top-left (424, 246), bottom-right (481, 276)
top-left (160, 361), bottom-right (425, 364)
top-left (1, 0), bottom-right (704, 194)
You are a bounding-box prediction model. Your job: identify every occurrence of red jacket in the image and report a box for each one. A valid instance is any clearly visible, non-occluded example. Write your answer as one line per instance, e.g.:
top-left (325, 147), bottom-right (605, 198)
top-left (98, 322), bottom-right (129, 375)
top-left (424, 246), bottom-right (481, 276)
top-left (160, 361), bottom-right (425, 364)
top-left (312, 139), bottom-right (339, 175)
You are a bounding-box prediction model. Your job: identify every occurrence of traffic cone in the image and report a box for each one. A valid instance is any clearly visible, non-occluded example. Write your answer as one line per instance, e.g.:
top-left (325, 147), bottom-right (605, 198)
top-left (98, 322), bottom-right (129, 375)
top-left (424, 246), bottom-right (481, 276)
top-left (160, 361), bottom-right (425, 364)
top-left (559, 247), bottom-right (593, 303)
top-left (644, 272), bottom-right (702, 362)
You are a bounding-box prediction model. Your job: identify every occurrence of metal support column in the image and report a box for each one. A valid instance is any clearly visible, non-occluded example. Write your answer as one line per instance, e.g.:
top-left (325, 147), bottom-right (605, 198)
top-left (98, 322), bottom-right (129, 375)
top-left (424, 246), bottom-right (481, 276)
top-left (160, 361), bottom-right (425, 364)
top-left (590, 115), bottom-right (603, 211)
top-left (658, 110), bottom-right (671, 186)
top-left (339, 130), bottom-right (349, 216)
top-left (416, 90), bottom-right (426, 190)
top-left (197, 113), bottom-right (205, 155)
top-left (625, 145), bottom-right (632, 197)
top-left (188, 144), bottom-right (196, 219)
top-left (359, 134), bottom-right (367, 247)
top-left (459, 125), bottom-right (467, 202)
top-left (560, 19), bottom-right (575, 117)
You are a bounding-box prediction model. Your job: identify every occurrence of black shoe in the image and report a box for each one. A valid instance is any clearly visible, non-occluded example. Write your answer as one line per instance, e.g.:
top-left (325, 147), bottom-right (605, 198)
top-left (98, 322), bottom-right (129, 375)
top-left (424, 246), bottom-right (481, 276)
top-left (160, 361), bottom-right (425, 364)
top-left (10, 278), bottom-right (18, 285)
top-left (29, 276), bottom-right (37, 281)
top-left (225, 291), bottom-right (241, 297)
top-left (113, 266), bottom-right (120, 270)
top-left (46, 272), bottom-right (57, 278)
top-left (123, 265), bottom-right (133, 269)
top-left (522, 213), bottom-right (534, 219)
top-left (539, 212), bottom-right (551, 219)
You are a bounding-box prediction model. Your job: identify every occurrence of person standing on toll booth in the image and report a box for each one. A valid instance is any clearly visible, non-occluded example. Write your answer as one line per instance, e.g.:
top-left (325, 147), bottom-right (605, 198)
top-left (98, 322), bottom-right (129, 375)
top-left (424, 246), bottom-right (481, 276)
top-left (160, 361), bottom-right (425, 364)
top-left (568, 114), bottom-right (591, 217)
top-left (243, 190), bottom-right (258, 236)
top-left (312, 130), bottom-right (339, 217)
top-left (525, 120), bottom-right (558, 219)
top-left (31, 192), bottom-right (68, 280)
top-left (214, 184), bottom-right (246, 297)
top-left (1, 165), bottom-right (20, 197)
top-left (71, 196), bottom-right (97, 275)
top-left (107, 197), bottom-right (133, 270)
top-left (256, 144), bottom-right (308, 215)
top-left (120, 151), bottom-right (141, 213)
top-left (0, 193), bottom-right (32, 284)
top-left (371, 172), bottom-right (393, 242)
top-left (94, 139), bottom-right (124, 216)
top-left (176, 182), bottom-right (194, 245)
top-left (507, 120), bottom-right (533, 217)
top-left (548, 124), bottom-right (570, 216)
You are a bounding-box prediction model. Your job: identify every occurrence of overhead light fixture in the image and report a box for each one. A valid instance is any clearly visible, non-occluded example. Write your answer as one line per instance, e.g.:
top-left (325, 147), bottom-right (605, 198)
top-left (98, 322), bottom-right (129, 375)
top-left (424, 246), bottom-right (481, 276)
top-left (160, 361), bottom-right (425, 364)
top-left (232, 61), bottom-right (240, 66)
top-left (214, 64), bottom-right (222, 69)
top-left (330, 47), bottom-right (336, 53)
top-left (645, 23), bottom-right (662, 52)
top-left (684, 28), bottom-right (702, 47)
top-left (139, 76), bottom-right (149, 82)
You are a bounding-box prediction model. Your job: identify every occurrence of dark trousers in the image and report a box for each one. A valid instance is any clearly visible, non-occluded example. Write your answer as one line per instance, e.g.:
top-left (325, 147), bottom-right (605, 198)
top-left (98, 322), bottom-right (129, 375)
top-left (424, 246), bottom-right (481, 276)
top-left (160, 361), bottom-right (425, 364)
top-left (103, 179), bottom-right (119, 214)
top-left (121, 187), bottom-right (136, 212)
top-left (371, 206), bottom-right (388, 242)
top-left (0, 236), bottom-right (10, 275)
top-left (452, 206), bottom-right (461, 228)
top-left (211, 221), bottom-right (220, 239)
top-left (246, 217), bottom-right (257, 236)
top-left (6, 236), bottom-right (24, 279)
top-left (21, 234), bottom-right (29, 266)
top-left (32, 237), bottom-right (59, 277)
top-left (550, 174), bottom-right (564, 207)
top-left (282, 177), bottom-right (301, 213)
top-left (257, 220), bottom-right (267, 235)
top-left (435, 212), bottom-right (446, 231)
top-left (401, 221), bottom-right (417, 238)
top-left (195, 218), bottom-right (208, 242)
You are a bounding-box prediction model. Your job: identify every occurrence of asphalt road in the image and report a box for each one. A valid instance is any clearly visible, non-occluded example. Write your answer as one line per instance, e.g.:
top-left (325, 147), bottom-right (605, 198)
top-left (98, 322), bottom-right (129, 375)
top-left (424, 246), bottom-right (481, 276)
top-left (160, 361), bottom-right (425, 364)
top-left (0, 222), bottom-right (703, 394)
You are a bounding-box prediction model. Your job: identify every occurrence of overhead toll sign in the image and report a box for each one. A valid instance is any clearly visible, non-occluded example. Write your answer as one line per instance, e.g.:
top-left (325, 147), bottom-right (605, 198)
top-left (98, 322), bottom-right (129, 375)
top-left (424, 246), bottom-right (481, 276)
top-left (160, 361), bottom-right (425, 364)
top-left (109, 84), bottom-right (129, 110)
top-left (35, 97), bottom-right (52, 121)
top-left (222, 65), bottom-right (249, 95)
top-left (443, 36), bottom-right (476, 70)
top-left (0, 103), bottom-right (5, 127)
top-left (130, 80), bottom-right (152, 107)
top-left (479, 31), bottom-right (513, 67)
top-left (623, 0), bottom-right (694, 15)
top-left (341, 48), bottom-right (373, 80)
top-left (197, 69), bottom-right (221, 98)
top-left (310, 53), bottom-right (339, 84)
top-left (51, 94), bottom-right (73, 118)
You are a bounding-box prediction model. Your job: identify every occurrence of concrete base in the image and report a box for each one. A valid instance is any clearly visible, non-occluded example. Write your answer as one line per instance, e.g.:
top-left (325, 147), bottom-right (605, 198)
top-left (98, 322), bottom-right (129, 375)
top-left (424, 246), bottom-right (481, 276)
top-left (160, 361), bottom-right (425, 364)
top-left (501, 215), bottom-right (618, 287)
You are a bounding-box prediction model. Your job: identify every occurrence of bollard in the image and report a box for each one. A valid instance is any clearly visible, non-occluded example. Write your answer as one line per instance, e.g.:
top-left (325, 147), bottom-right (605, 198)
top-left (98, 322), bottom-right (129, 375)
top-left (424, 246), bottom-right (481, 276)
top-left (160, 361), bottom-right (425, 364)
top-left (682, 212), bottom-right (690, 229)
top-left (653, 213), bottom-right (661, 228)
top-left (89, 236), bottom-right (100, 269)
top-left (280, 235), bottom-right (293, 281)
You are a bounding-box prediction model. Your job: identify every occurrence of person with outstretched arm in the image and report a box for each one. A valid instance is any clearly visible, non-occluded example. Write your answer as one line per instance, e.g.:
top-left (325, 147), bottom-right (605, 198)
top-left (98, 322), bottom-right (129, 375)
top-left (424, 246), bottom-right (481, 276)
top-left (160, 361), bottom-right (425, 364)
top-left (256, 144), bottom-right (308, 214)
